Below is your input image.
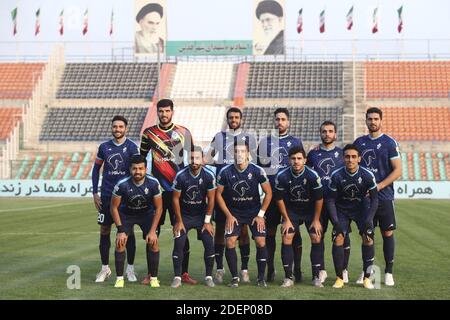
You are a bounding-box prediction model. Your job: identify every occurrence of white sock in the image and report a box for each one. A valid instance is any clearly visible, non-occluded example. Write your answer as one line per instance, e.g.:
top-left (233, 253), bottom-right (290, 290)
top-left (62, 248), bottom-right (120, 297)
top-left (102, 265), bottom-right (109, 271)
top-left (126, 264), bottom-right (134, 271)
top-left (205, 276), bottom-right (212, 281)
top-left (174, 276), bottom-right (181, 280)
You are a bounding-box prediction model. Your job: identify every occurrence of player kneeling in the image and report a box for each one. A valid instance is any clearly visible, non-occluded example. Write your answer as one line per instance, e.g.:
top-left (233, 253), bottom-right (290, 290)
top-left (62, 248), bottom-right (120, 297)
top-left (111, 155), bottom-right (163, 288)
top-left (171, 146), bottom-right (217, 288)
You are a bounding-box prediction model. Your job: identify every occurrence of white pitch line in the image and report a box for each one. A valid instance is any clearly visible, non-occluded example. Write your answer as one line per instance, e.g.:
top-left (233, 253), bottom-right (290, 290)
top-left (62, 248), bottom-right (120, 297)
top-left (0, 201), bottom-right (89, 213)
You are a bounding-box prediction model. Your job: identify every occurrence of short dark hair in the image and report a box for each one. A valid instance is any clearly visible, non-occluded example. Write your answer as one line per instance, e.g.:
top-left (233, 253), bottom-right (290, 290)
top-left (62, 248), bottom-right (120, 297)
top-left (130, 154), bottom-right (147, 167)
top-left (288, 146), bottom-right (306, 158)
top-left (343, 144), bottom-right (360, 156)
top-left (112, 115), bottom-right (128, 126)
top-left (233, 138), bottom-right (249, 151)
top-left (366, 107), bottom-right (383, 120)
top-left (157, 99), bottom-right (174, 110)
top-left (226, 107), bottom-right (242, 119)
top-left (189, 145), bottom-right (204, 157)
top-left (274, 107), bottom-right (289, 119)
top-left (320, 120), bottom-right (336, 132)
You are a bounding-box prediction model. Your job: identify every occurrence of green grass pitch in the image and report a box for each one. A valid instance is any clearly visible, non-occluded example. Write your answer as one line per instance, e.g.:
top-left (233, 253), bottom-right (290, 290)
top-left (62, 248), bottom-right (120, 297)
top-left (1, 198), bottom-right (449, 300)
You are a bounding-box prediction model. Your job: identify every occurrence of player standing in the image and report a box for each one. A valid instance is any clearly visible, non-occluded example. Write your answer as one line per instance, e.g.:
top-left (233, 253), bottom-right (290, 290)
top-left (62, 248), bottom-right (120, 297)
top-left (257, 108), bottom-right (303, 283)
top-left (354, 107), bottom-right (401, 286)
top-left (140, 99), bottom-right (197, 285)
top-left (92, 116), bottom-right (139, 283)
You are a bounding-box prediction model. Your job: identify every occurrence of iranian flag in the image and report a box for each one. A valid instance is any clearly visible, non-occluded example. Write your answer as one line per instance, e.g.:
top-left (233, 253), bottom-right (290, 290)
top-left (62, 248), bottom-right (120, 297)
top-left (109, 10), bottom-right (114, 36)
top-left (372, 7), bottom-right (378, 33)
top-left (397, 5), bottom-right (403, 33)
top-left (297, 9), bottom-right (303, 33)
top-left (82, 9), bottom-right (88, 35)
top-left (346, 6), bottom-right (353, 30)
top-left (11, 7), bottom-right (17, 36)
top-left (319, 10), bottom-right (325, 33)
top-left (35, 9), bottom-right (41, 36)
top-left (59, 10), bottom-right (64, 36)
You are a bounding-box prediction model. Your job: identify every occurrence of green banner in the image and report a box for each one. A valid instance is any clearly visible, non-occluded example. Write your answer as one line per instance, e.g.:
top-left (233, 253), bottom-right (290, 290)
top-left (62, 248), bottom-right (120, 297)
top-left (167, 40), bottom-right (252, 56)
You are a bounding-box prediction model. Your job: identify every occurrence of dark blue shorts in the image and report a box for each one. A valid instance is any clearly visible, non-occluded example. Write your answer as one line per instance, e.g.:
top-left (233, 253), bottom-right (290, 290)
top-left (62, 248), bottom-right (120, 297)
top-left (159, 191), bottom-right (176, 226)
top-left (119, 213), bottom-right (157, 240)
top-left (97, 196), bottom-right (114, 226)
top-left (373, 200), bottom-right (397, 231)
top-left (224, 217), bottom-right (266, 239)
top-left (213, 203), bottom-right (226, 225)
top-left (336, 211), bottom-right (365, 236)
top-left (283, 213), bottom-right (326, 235)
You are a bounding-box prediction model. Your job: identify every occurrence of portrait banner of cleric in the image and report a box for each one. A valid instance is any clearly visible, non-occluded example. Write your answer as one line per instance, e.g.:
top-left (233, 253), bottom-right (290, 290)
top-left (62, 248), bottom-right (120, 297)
top-left (253, 0), bottom-right (285, 55)
top-left (134, 0), bottom-right (167, 56)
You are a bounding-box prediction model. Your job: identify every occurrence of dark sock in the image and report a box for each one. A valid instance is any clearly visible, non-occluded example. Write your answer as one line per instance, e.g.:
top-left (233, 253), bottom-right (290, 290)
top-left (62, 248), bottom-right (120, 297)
top-left (214, 243), bottom-right (225, 270)
top-left (114, 251), bottom-right (125, 277)
top-left (239, 243), bottom-right (250, 270)
top-left (172, 234), bottom-right (185, 277)
top-left (266, 234), bottom-right (276, 272)
top-left (126, 233), bottom-right (136, 265)
top-left (311, 243), bottom-right (322, 279)
top-left (319, 239), bottom-right (325, 270)
top-left (343, 234), bottom-right (351, 270)
top-left (332, 244), bottom-right (344, 279)
top-left (201, 232), bottom-right (215, 277)
top-left (383, 235), bottom-right (395, 274)
top-left (225, 247), bottom-right (238, 278)
top-left (99, 234), bottom-right (110, 265)
top-left (362, 244), bottom-right (375, 278)
top-left (292, 233), bottom-right (303, 273)
top-left (256, 246), bottom-right (268, 281)
top-left (281, 243), bottom-right (293, 279)
top-left (147, 249), bottom-right (160, 277)
top-left (182, 237), bottom-right (190, 274)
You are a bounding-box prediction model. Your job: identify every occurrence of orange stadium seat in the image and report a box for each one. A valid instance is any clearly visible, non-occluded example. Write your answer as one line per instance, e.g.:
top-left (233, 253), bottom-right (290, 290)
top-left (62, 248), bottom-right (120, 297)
top-left (0, 63), bottom-right (45, 99)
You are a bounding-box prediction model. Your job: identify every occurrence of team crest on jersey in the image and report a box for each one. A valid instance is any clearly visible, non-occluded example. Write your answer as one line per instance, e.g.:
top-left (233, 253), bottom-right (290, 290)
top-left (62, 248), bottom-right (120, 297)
top-left (248, 173), bottom-right (253, 180)
top-left (199, 178), bottom-right (203, 185)
top-left (123, 147), bottom-right (127, 153)
top-left (303, 178), bottom-right (307, 185)
top-left (287, 141), bottom-right (292, 147)
top-left (271, 147), bottom-right (288, 163)
top-left (377, 143), bottom-right (382, 149)
top-left (334, 151), bottom-right (339, 158)
top-left (318, 158), bottom-right (335, 175)
top-left (232, 180), bottom-right (250, 196)
top-left (361, 149), bottom-right (376, 166)
top-left (186, 185), bottom-right (200, 200)
top-left (357, 177), bottom-right (362, 184)
top-left (107, 153), bottom-right (124, 170)
top-left (342, 184), bottom-right (361, 201)
top-left (171, 131), bottom-right (181, 141)
top-left (144, 187), bottom-right (149, 195)
top-left (290, 185), bottom-right (307, 201)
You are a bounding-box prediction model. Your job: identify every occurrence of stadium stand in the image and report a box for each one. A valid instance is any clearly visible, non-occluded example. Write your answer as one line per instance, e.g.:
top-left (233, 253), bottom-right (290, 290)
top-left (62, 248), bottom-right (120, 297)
top-left (245, 62), bottom-right (344, 98)
top-left (170, 61), bottom-right (234, 99)
top-left (56, 63), bottom-right (159, 99)
top-left (172, 106), bottom-right (226, 143)
top-left (39, 107), bottom-right (147, 142)
top-left (241, 106), bottom-right (343, 141)
top-left (365, 61), bottom-right (450, 98)
top-left (381, 106), bottom-right (450, 141)
top-left (400, 152), bottom-right (450, 181)
top-left (0, 63), bottom-right (45, 99)
top-left (0, 107), bottom-right (22, 139)
top-left (14, 152), bottom-right (95, 180)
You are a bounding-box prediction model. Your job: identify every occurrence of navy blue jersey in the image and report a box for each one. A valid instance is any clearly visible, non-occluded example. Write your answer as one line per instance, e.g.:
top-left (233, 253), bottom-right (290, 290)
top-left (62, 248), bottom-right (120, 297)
top-left (306, 145), bottom-right (344, 198)
top-left (95, 139), bottom-right (140, 197)
top-left (210, 130), bottom-right (258, 174)
top-left (328, 167), bottom-right (377, 215)
top-left (275, 166), bottom-right (323, 217)
top-left (172, 166), bottom-right (216, 218)
top-left (112, 175), bottom-right (162, 216)
top-left (217, 163), bottom-right (269, 220)
top-left (258, 134), bottom-right (303, 186)
top-left (354, 134), bottom-right (400, 201)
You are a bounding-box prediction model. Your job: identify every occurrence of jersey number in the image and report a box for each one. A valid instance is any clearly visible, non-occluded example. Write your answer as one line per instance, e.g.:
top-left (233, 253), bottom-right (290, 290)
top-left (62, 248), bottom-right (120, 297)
top-left (97, 213), bottom-right (105, 223)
